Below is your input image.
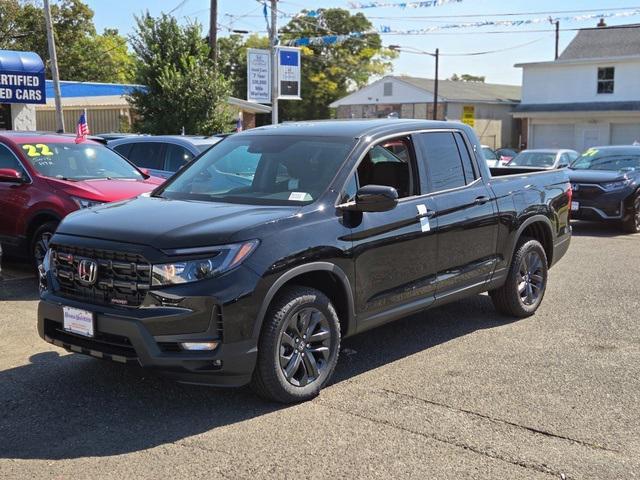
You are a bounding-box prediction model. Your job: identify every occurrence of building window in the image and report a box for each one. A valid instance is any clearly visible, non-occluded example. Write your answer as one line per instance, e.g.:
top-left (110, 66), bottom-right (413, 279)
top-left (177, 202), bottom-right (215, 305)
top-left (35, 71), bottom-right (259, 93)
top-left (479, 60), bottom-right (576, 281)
top-left (383, 82), bottom-right (393, 96)
top-left (597, 67), bottom-right (614, 94)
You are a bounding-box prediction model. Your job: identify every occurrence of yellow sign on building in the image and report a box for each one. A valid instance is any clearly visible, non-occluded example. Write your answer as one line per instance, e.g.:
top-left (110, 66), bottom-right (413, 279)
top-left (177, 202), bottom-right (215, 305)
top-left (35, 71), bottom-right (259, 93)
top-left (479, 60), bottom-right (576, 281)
top-left (462, 105), bottom-right (475, 127)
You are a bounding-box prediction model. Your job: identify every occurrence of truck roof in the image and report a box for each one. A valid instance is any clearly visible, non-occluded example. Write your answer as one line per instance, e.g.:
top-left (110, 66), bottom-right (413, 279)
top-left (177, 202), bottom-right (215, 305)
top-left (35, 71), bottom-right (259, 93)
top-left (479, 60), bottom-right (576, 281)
top-left (244, 119), bottom-right (462, 139)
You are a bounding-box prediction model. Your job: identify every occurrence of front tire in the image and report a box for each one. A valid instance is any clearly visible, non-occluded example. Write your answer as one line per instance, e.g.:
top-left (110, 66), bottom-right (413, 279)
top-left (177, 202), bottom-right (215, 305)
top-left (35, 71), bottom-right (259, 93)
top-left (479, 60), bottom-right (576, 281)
top-left (31, 221), bottom-right (58, 271)
top-left (622, 195), bottom-right (640, 234)
top-left (251, 286), bottom-right (341, 403)
top-left (490, 238), bottom-right (548, 318)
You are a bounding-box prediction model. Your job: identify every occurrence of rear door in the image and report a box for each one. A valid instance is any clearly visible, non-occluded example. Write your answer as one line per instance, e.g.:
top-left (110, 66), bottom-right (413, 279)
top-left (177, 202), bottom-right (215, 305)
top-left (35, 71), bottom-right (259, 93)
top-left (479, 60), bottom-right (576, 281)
top-left (413, 130), bottom-right (499, 296)
top-left (347, 135), bottom-right (439, 330)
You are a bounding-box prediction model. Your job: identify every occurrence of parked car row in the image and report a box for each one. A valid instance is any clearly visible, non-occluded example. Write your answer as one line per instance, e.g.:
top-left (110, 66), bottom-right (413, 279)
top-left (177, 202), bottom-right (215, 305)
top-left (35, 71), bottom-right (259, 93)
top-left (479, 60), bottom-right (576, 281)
top-left (480, 143), bottom-right (640, 233)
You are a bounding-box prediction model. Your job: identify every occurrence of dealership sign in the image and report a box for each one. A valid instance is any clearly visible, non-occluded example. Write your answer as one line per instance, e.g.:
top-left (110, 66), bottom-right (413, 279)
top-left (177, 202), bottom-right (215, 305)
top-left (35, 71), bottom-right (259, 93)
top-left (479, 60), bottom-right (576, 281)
top-left (0, 50), bottom-right (46, 105)
top-left (277, 47), bottom-right (301, 100)
top-left (247, 48), bottom-right (271, 104)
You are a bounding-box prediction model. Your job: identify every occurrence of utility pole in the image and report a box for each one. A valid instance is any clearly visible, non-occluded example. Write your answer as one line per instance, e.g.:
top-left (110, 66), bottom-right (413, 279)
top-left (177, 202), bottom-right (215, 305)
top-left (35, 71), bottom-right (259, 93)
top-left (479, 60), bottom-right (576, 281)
top-left (209, 0), bottom-right (217, 63)
top-left (270, 0), bottom-right (278, 124)
top-left (433, 48), bottom-right (439, 120)
top-left (43, 0), bottom-right (64, 133)
top-left (554, 20), bottom-right (560, 60)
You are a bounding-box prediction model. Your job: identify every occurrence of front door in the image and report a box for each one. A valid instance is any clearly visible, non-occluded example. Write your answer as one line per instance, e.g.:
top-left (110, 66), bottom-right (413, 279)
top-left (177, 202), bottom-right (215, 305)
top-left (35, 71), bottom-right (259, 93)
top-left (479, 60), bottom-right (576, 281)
top-left (345, 136), bottom-right (439, 331)
top-left (0, 143), bottom-right (31, 244)
top-left (413, 130), bottom-right (499, 296)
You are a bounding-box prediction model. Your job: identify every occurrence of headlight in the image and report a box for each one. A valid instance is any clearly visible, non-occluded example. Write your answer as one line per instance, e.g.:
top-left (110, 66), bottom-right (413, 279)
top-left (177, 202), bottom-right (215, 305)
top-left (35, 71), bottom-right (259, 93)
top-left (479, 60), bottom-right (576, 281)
top-left (601, 179), bottom-right (631, 191)
top-left (71, 196), bottom-right (103, 209)
top-left (151, 240), bottom-right (259, 286)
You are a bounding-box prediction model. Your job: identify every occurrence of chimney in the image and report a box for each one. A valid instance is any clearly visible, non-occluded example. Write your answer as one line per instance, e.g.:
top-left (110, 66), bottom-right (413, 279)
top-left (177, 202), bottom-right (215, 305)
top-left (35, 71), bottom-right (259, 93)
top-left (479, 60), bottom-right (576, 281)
top-left (597, 18), bottom-right (607, 28)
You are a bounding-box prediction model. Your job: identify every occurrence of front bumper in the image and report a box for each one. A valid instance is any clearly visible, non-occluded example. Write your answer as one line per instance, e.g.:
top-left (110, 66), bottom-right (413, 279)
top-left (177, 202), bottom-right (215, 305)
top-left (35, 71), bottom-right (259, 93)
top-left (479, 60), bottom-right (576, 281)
top-left (38, 260), bottom-right (265, 387)
top-left (571, 186), bottom-right (633, 222)
top-left (38, 297), bottom-right (258, 386)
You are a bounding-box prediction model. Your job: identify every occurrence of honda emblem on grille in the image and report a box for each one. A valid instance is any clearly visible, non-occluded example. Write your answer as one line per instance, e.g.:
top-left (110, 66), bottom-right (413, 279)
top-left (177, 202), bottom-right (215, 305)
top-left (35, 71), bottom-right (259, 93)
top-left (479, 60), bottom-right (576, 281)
top-left (77, 259), bottom-right (98, 286)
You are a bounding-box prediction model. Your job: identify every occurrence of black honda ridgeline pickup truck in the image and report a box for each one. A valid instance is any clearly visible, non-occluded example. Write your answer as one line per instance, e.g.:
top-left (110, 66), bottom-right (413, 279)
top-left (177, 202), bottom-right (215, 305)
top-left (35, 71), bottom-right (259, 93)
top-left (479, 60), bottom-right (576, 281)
top-left (38, 120), bottom-right (571, 403)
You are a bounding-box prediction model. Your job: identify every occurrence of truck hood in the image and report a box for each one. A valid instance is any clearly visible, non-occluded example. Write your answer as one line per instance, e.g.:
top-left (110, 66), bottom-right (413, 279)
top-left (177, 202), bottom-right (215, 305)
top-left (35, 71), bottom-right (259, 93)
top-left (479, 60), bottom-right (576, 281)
top-left (567, 169), bottom-right (629, 183)
top-left (46, 177), bottom-right (163, 202)
top-left (57, 196), bottom-right (298, 249)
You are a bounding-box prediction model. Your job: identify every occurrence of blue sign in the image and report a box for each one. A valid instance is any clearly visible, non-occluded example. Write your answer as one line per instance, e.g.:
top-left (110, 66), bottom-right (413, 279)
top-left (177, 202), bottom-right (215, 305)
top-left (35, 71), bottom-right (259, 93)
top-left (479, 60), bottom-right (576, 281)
top-left (0, 50), bottom-right (46, 105)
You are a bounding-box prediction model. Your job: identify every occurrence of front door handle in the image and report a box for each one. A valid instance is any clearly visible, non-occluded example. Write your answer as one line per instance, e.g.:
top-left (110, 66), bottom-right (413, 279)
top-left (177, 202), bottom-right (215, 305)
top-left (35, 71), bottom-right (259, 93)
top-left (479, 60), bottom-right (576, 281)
top-left (416, 209), bottom-right (435, 219)
top-left (474, 195), bottom-right (491, 205)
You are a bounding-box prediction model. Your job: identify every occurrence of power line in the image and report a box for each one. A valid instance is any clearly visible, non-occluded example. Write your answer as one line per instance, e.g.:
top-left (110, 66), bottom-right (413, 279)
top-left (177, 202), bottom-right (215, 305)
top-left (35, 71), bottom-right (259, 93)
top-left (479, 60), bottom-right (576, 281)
top-left (388, 35), bottom-right (551, 57)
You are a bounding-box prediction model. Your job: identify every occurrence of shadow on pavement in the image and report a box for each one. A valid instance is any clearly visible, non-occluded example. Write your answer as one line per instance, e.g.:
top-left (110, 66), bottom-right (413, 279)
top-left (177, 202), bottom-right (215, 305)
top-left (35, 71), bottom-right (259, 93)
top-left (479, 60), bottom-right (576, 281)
top-left (570, 220), bottom-right (633, 238)
top-left (0, 294), bottom-right (514, 461)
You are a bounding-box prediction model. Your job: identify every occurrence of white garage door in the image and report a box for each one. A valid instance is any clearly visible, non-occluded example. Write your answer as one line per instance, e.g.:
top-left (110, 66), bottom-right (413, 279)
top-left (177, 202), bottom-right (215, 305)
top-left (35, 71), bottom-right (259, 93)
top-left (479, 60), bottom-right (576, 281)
top-left (611, 123), bottom-right (640, 145)
top-left (532, 124), bottom-right (576, 149)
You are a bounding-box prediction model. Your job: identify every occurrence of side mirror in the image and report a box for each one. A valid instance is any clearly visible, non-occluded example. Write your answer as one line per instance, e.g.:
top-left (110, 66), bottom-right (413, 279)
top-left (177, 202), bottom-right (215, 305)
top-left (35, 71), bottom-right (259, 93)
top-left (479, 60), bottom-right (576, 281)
top-left (341, 184), bottom-right (398, 213)
top-left (0, 168), bottom-right (24, 183)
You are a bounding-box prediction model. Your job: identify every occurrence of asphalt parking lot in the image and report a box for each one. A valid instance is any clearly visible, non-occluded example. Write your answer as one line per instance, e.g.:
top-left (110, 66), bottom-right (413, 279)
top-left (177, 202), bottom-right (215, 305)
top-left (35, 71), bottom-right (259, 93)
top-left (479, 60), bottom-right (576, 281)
top-left (1, 222), bottom-right (639, 479)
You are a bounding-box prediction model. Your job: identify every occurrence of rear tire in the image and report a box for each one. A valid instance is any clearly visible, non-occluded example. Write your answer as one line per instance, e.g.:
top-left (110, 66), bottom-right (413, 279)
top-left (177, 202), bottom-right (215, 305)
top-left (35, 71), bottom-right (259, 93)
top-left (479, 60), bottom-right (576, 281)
top-left (622, 195), bottom-right (640, 234)
top-left (31, 221), bottom-right (58, 271)
top-left (490, 238), bottom-right (548, 318)
top-left (251, 286), bottom-right (341, 403)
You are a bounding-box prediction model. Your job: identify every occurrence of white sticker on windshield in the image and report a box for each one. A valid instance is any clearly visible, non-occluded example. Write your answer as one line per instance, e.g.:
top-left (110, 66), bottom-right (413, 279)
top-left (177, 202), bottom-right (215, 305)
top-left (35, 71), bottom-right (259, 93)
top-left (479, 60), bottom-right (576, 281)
top-left (289, 192), bottom-right (310, 201)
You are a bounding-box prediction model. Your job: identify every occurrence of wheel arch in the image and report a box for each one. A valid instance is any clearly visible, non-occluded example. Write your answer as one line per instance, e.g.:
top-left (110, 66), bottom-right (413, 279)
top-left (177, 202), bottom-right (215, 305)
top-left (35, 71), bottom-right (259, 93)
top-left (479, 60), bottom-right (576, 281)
top-left (513, 215), bottom-right (554, 266)
top-left (252, 262), bottom-right (356, 341)
top-left (26, 210), bottom-right (62, 245)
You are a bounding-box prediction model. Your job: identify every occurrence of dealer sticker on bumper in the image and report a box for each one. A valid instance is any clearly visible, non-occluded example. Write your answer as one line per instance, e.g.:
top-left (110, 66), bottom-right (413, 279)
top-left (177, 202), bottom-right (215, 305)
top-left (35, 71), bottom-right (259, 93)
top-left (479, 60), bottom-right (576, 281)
top-left (571, 201), bottom-right (579, 211)
top-left (63, 306), bottom-right (94, 338)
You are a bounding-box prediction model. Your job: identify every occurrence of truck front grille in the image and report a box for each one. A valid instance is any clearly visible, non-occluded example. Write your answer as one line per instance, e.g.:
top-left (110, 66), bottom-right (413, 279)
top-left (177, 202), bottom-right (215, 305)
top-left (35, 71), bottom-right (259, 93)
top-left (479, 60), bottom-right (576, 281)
top-left (52, 244), bottom-right (151, 307)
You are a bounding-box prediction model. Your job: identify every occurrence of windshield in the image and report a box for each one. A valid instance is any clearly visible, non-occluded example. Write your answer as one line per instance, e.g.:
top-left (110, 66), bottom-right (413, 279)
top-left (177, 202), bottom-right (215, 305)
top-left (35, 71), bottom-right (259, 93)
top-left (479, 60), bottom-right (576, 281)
top-left (510, 151), bottom-right (556, 167)
top-left (482, 147), bottom-right (497, 160)
top-left (157, 135), bottom-right (356, 205)
top-left (571, 149), bottom-right (640, 171)
top-left (20, 142), bottom-right (143, 181)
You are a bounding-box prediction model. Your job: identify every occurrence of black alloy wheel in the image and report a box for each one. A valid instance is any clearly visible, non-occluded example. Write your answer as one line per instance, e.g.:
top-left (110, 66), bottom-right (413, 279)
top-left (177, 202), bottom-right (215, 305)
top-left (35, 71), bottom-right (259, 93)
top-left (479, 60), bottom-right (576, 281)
top-left (517, 250), bottom-right (545, 306)
top-left (622, 195), bottom-right (640, 234)
top-left (251, 286), bottom-right (340, 403)
top-left (279, 307), bottom-right (331, 387)
top-left (490, 238), bottom-right (548, 318)
top-left (31, 221), bottom-right (58, 270)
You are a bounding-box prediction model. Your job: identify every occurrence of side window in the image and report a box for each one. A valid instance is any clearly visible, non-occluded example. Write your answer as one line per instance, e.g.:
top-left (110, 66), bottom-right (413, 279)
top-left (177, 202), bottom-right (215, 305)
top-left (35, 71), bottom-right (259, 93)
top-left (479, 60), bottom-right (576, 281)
top-left (356, 136), bottom-right (417, 198)
top-left (0, 144), bottom-right (26, 176)
top-left (165, 144), bottom-right (194, 172)
top-left (127, 142), bottom-right (164, 170)
top-left (453, 132), bottom-right (477, 183)
top-left (558, 153), bottom-right (570, 167)
top-left (112, 143), bottom-right (131, 158)
top-left (415, 132), bottom-right (468, 192)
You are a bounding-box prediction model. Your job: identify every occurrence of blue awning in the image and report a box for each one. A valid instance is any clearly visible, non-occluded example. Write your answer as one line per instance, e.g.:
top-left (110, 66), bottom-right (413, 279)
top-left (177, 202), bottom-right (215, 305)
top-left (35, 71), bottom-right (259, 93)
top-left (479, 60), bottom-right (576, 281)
top-left (44, 80), bottom-right (142, 99)
top-left (0, 49), bottom-right (45, 74)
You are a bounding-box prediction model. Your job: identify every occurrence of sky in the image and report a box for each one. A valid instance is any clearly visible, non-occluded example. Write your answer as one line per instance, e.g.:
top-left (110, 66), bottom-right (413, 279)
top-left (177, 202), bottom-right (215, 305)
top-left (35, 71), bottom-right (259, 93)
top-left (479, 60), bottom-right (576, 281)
top-left (85, 0), bottom-right (640, 86)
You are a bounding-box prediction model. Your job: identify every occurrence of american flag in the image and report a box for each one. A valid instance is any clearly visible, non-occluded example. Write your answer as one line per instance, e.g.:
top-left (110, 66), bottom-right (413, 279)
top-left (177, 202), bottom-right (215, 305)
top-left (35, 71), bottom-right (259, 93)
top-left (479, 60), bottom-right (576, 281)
top-left (75, 112), bottom-right (89, 143)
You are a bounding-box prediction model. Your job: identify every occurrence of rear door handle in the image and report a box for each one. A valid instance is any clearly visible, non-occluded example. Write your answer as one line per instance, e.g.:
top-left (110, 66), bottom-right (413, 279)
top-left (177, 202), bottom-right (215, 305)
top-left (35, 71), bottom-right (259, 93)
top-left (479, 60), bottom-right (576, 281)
top-left (474, 195), bottom-right (491, 205)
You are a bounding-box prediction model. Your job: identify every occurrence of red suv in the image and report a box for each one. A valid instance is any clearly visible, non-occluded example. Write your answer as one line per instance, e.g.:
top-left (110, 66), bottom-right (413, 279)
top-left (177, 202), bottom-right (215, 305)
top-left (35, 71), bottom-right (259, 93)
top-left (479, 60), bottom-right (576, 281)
top-left (0, 132), bottom-right (163, 267)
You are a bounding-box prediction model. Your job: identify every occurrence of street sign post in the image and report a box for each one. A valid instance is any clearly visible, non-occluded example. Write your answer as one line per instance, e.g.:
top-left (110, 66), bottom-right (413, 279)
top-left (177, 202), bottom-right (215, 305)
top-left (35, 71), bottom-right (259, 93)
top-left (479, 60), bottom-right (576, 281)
top-left (277, 47), bottom-right (301, 100)
top-left (247, 48), bottom-right (271, 104)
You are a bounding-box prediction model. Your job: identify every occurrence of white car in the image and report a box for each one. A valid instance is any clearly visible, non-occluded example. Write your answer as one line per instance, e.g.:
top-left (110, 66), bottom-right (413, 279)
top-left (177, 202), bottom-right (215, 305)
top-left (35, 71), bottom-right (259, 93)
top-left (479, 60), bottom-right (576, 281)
top-left (507, 149), bottom-right (579, 170)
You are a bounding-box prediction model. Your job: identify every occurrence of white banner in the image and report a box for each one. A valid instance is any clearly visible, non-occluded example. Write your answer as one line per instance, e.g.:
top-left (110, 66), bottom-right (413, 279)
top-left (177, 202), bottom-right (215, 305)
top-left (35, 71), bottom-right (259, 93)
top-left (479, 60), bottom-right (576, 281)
top-left (277, 47), bottom-right (301, 100)
top-left (247, 48), bottom-right (271, 104)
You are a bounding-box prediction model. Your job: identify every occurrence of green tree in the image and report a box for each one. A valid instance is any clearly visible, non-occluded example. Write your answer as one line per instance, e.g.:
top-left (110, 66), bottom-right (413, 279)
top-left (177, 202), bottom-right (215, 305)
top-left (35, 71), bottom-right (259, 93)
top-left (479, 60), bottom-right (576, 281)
top-left (279, 8), bottom-right (396, 120)
top-left (450, 73), bottom-right (485, 83)
top-left (0, 0), bottom-right (133, 83)
top-left (128, 13), bottom-right (232, 135)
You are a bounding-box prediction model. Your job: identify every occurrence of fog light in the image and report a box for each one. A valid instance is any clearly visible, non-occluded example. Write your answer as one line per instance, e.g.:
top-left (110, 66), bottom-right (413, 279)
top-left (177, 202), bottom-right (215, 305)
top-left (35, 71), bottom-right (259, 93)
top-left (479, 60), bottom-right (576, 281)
top-left (179, 341), bottom-right (219, 351)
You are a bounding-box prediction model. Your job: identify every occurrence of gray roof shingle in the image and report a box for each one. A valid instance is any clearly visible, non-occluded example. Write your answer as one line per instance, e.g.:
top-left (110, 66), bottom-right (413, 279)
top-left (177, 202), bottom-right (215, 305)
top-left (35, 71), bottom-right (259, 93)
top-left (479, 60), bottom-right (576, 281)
top-left (559, 24), bottom-right (640, 60)
top-left (396, 76), bottom-right (521, 103)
